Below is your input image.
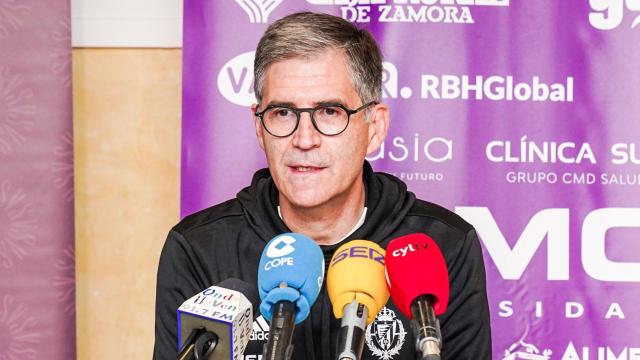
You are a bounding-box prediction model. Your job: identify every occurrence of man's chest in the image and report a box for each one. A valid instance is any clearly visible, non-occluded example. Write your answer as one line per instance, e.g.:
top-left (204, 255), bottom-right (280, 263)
top-left (241, 304), bottom-right (417, 360)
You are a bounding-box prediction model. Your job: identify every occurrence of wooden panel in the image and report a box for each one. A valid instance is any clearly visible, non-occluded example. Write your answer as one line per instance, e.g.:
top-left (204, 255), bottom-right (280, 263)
top-left (73, 48), bottom-right (181, 359)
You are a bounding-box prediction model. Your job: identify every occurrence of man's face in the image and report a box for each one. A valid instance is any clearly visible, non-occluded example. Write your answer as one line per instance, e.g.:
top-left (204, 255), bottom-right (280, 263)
top-left (252, 49), bottom-right (387, 210)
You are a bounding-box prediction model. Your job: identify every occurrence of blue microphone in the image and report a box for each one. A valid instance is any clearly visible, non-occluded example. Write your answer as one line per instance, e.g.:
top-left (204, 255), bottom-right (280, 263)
top-left (257, 233), bottom-right (324, 360)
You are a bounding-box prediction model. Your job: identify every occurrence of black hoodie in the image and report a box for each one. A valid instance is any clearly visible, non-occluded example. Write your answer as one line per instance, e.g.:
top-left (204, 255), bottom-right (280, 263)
top-left (153, 162), bottom-right (492, 360)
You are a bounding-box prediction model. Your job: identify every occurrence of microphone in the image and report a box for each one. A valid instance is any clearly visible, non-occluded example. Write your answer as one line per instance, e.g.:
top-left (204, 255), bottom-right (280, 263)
top-left (257, 233), bottom-right (324, 360)
top-left (327, 240), bottom-right (389, 360)
top-left (385, 233), bottom-right (449, 360)
top-left (177, 278), bottom-right (260, 360)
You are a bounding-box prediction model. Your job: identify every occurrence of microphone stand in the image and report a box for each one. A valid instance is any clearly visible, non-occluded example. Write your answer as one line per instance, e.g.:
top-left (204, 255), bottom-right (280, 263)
top-left (262, 300), bottom-right (296, 360)
top-left (336, 300), bottom-right (368, 360)
top-left (410, 295), bottom-right (442, 360)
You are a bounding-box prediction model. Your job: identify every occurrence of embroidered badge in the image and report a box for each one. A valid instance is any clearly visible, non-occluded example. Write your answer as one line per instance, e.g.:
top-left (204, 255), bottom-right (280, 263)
top-left (365, 307), bottom-right (407, 360)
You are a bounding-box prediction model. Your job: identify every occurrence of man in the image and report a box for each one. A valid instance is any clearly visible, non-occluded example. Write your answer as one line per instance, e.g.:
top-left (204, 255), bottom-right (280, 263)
top-left (154, 12), bottom-right (491, 360)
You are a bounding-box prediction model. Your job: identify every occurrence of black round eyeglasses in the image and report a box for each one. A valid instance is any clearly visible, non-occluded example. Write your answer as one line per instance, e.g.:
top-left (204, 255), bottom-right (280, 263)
top-left (254, 101), bottom-right (378, 138)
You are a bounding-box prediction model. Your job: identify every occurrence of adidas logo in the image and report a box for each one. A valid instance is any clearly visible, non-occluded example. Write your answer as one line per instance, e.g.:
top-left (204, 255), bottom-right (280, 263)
top-left (250, 315), bottom-right (270, 341)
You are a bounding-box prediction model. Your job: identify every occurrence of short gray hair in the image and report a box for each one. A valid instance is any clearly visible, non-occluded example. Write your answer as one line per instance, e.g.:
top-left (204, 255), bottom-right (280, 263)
top-left (254, 12), bottom-right (383, 105)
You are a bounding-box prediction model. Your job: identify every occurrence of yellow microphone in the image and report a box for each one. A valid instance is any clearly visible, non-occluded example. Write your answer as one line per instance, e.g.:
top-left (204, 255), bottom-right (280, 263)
top-left (327, 240), bottom-right (390, 360)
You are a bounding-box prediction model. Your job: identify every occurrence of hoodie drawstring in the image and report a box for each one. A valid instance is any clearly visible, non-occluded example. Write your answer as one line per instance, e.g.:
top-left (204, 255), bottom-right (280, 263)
top-left (304, 310), bottom-right (316, 360)
top-left (321, 288), bottom-right (331, 360)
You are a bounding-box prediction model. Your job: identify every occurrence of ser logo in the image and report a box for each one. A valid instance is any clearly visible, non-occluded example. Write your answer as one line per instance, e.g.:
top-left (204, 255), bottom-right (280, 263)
top-left (589, 0), bottom-right (640, 30)
top-left (330, 245), bottom-right (385, 266)
top-left (234, 0), bottom-right (283, 23)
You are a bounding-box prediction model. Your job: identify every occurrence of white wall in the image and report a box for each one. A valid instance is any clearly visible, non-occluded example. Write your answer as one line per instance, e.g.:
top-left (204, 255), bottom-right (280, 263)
top-left (72, 0), bottom-right (183, 47)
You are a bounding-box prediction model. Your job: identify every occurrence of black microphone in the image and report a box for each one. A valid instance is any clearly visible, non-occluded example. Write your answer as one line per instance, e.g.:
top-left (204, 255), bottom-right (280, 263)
top-left (177, 278), bottom-right (260, 360)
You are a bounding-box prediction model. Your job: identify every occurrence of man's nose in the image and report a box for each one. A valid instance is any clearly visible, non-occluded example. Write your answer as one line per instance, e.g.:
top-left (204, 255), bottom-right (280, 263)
top-left (291, 111), bottom-right (321, 150)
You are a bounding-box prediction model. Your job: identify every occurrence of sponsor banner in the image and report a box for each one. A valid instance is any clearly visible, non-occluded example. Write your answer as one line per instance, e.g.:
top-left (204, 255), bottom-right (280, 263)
top-left (182, 1), bottom-right (640, 358)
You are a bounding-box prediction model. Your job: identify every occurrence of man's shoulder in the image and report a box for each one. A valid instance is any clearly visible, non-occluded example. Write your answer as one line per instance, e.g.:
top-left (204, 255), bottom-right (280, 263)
top-left (172, 198), bottom-right (245, 236)
top-left (406, 198), bottom-right (473, 234)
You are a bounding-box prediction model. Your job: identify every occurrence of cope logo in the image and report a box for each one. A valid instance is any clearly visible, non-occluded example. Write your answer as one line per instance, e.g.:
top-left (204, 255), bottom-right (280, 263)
top-left (266, 235), bottom-right (296, 258)
top-left (589, 0), bottom-right (640, 30)
top-left (234, 0), bottom-right (283, 23)
top-left (263, 235), bottom-right (297, 271)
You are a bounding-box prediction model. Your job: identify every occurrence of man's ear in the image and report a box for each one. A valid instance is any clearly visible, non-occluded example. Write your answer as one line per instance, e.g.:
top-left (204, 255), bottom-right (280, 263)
top-left (252, 104), bottom-right (265, 151)
top-left (366, 103), bottom-right (390, 155)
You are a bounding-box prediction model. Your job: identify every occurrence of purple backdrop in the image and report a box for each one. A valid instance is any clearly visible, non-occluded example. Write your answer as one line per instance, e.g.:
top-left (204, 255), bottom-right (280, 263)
top-left (0, 0), bottom-right (74, 359)
top-left (182, 1), bottom-right (640, 358)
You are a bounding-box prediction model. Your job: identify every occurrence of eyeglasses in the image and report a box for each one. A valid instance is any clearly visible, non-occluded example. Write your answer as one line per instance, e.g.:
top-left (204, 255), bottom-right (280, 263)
top-left (254, 101), bottom-right (378, 138)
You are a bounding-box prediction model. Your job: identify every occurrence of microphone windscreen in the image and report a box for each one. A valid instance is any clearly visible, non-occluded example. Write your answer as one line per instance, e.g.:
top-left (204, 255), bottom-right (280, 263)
top-left (177, 281), bottom-right (255, 359)
top-left (218, 278), bottom-right (260, 320)
top-left (385, 233), bottom-right (449, 318)
top-left (327, 240), bottom-right (389, 324)
top-left (257, 233), bottom-right (324, 324)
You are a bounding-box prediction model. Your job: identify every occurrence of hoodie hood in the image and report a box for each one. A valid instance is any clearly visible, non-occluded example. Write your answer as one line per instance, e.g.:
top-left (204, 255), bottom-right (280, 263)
top-left (236, 160), bottom-right (416, 247)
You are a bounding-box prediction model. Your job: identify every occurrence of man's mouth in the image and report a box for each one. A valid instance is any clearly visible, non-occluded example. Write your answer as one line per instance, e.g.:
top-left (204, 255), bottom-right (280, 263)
top-left (289, 165), bottom-right (325, 173)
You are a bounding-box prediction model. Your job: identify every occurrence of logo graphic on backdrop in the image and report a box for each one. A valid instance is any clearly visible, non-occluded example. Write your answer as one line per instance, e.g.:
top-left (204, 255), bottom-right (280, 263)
top-left (456, 206), bottom-right (640, 283)
top-left (308, 0), bottom-right (510, 24)
top-left (420, 75), bottom-right (573, 102)
top-left (382, 63), bottom-right (574, 102)
top-left (365, 307), bottom-right (406, 360)
top-left (217, 53), bottom-right (400, 106)
top-left (184, 2), bottom-right (640, 358)
top-left (218, 51), bottom-right (256, 106)
top-left (589, 0), bottom-right (640, 30)
top-left (484, 136), bottom-right (640, 188)
top-left (235, 0), bottom-right (283, 23)
top-left (218, 52), bottom-right (574, 108)
top-left (502, 339), bottom-right (552, 360)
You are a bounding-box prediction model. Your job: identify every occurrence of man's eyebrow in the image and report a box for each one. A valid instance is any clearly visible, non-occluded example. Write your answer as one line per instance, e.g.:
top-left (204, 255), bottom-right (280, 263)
top-left (265, 101), bottom-right (296, 107)
top-left (316, 100), bottom-right (347, 107)
top-left (264, 99), bottom-right (347, 108)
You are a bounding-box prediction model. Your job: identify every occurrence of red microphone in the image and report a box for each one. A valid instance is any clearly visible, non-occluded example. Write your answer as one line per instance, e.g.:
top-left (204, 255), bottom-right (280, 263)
top-left (385, 233), bottom-right (449, 360)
